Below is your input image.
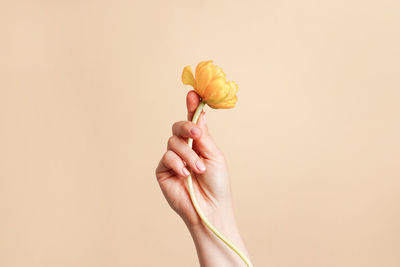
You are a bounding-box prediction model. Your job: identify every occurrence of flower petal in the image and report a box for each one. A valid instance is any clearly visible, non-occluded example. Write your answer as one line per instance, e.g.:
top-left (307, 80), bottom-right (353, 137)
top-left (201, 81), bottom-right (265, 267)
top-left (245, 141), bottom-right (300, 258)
top-left (182, 66), bottom-right (196, 88)
top-left (210, 95), bottom-right (237, 109)
top-left (182, 60), bottom-right (238, 109)
top-left (202, 78), bottom-right (228, 102)
top-left (206, 81), bottom-right (238, 109)
top-left (210, 65), bottom-right (226, 81)
top-left (195, 60), bottom-right (213, 80)
top-left (195, 60), bottom-right (213, 96)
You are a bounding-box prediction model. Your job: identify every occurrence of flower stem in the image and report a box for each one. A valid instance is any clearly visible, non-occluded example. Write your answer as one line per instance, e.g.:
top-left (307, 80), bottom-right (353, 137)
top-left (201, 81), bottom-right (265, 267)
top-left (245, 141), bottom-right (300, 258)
top-left (187, 101), bottom-right (253, 267)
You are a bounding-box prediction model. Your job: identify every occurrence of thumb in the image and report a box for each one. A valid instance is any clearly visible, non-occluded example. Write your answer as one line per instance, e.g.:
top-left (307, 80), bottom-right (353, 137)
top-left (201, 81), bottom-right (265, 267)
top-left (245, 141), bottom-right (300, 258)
top-left (193, 110), bottom-right (222, 160)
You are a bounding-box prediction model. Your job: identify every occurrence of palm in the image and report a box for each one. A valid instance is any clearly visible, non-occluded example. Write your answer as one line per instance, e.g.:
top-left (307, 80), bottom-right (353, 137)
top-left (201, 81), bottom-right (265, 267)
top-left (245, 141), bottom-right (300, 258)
top-left (157, 156), bottom-right (223, 224)
top-left (156, 91), bottom-right (230, 224)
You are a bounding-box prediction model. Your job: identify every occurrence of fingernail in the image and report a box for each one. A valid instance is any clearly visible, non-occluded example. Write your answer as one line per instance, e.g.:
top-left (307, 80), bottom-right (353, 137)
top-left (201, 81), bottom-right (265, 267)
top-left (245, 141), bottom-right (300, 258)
top-left (196, 160), bottom-right (206, 172)
top-left (203, 111), bottom-right (207, 123)
top-left (182, 167), bottom-right (190, 176)
top-left (190, 127), bottom-right (201, 136)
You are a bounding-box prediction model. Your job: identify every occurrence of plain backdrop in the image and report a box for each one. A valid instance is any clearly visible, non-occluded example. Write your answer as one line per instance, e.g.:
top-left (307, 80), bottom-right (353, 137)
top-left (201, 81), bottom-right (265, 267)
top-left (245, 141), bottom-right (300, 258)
top-left (1, 0), bottom-right (399, 266)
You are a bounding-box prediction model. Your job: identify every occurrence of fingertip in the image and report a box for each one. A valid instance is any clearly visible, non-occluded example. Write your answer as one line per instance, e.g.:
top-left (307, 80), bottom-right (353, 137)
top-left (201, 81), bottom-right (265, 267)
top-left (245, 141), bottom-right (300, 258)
top-left (201, 110), bottom-right (206, 123)
top-left (187, 90), bottom-right (200, 119)
top-left (197, 111), bottom-right (207, 130)
top-left (189, 126), bottom-right (202, 139)
top-left (195, 159), bottom-right (206, 173)
top-left (182, 166), bottom-right (190, 176)
top-left (187, 90), bottom-right (200, 104)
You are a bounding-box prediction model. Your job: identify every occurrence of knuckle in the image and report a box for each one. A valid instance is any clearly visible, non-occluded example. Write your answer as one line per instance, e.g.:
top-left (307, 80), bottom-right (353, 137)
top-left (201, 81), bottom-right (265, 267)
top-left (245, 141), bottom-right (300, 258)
top-left (163, 150), bottom-right (173, 161)
top-left (167, 136), bottom-right (176, 147)
top-left (171, 121), bottom-right (180, 131)
top-left (177, 121), bottom-right (191, 135)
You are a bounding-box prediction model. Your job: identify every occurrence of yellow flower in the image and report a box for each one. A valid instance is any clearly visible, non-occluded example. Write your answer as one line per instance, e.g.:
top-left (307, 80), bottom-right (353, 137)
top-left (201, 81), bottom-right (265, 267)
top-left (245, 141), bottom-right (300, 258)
top-left (181, 60), bottom-right (238, 109)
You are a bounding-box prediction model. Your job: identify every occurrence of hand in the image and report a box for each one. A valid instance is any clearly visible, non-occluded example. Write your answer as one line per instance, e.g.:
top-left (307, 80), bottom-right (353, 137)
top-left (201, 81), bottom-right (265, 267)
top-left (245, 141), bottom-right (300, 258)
top-left (155, 91), bottom-right (251, 267)
top-left (155, 90), bottom-right (232, 226)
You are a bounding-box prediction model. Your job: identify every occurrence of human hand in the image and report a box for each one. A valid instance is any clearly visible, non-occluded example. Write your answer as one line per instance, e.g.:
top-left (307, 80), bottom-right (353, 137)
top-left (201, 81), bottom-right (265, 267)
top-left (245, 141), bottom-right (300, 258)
top-left (155, 90), bottom-right (233, 226)
top-left (155, 90), bottom-right (251, 266)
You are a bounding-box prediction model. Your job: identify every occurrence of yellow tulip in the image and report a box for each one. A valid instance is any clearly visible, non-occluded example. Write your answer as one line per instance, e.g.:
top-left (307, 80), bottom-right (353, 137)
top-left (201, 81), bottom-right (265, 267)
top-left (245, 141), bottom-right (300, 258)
top-left (181, 60), bottom-right (238, 109)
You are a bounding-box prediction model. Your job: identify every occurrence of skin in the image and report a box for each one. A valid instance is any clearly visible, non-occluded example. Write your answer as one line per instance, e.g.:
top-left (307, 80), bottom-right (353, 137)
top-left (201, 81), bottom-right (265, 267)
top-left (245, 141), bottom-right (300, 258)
top-left (155, 90), bottom-right (251, 266)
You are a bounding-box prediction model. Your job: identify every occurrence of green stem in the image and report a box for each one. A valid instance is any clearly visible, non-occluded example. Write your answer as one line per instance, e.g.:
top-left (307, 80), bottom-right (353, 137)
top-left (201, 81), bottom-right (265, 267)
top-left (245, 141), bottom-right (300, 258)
top-left (187, 101), bottom-right (253, 267)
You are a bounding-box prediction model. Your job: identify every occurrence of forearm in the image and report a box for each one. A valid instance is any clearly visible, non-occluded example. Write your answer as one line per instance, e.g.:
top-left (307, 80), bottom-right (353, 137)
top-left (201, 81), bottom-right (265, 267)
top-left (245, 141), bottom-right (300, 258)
top-left (187, 209), bottom-right (251, 267)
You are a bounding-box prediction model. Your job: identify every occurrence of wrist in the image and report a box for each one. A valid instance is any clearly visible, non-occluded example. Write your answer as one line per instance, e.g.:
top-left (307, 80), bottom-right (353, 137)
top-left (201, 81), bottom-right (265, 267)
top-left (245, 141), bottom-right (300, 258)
top-left (186, 208), bottom-right (250, 267)
top-left (186, 206), bottom-right (237, 234)
top-left (184, 198), bottom-right (236, 231)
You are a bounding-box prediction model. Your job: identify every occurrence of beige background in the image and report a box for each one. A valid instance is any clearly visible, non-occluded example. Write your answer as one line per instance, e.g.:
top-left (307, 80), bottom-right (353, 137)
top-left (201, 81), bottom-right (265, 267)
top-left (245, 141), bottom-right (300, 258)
top-left (1, 0), bottom-right (399, 266)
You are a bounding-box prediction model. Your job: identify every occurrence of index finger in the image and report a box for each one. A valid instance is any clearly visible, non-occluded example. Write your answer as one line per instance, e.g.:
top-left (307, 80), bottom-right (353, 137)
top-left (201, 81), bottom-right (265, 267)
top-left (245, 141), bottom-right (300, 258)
top-left (186, 90), bottom-right (201, 121)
